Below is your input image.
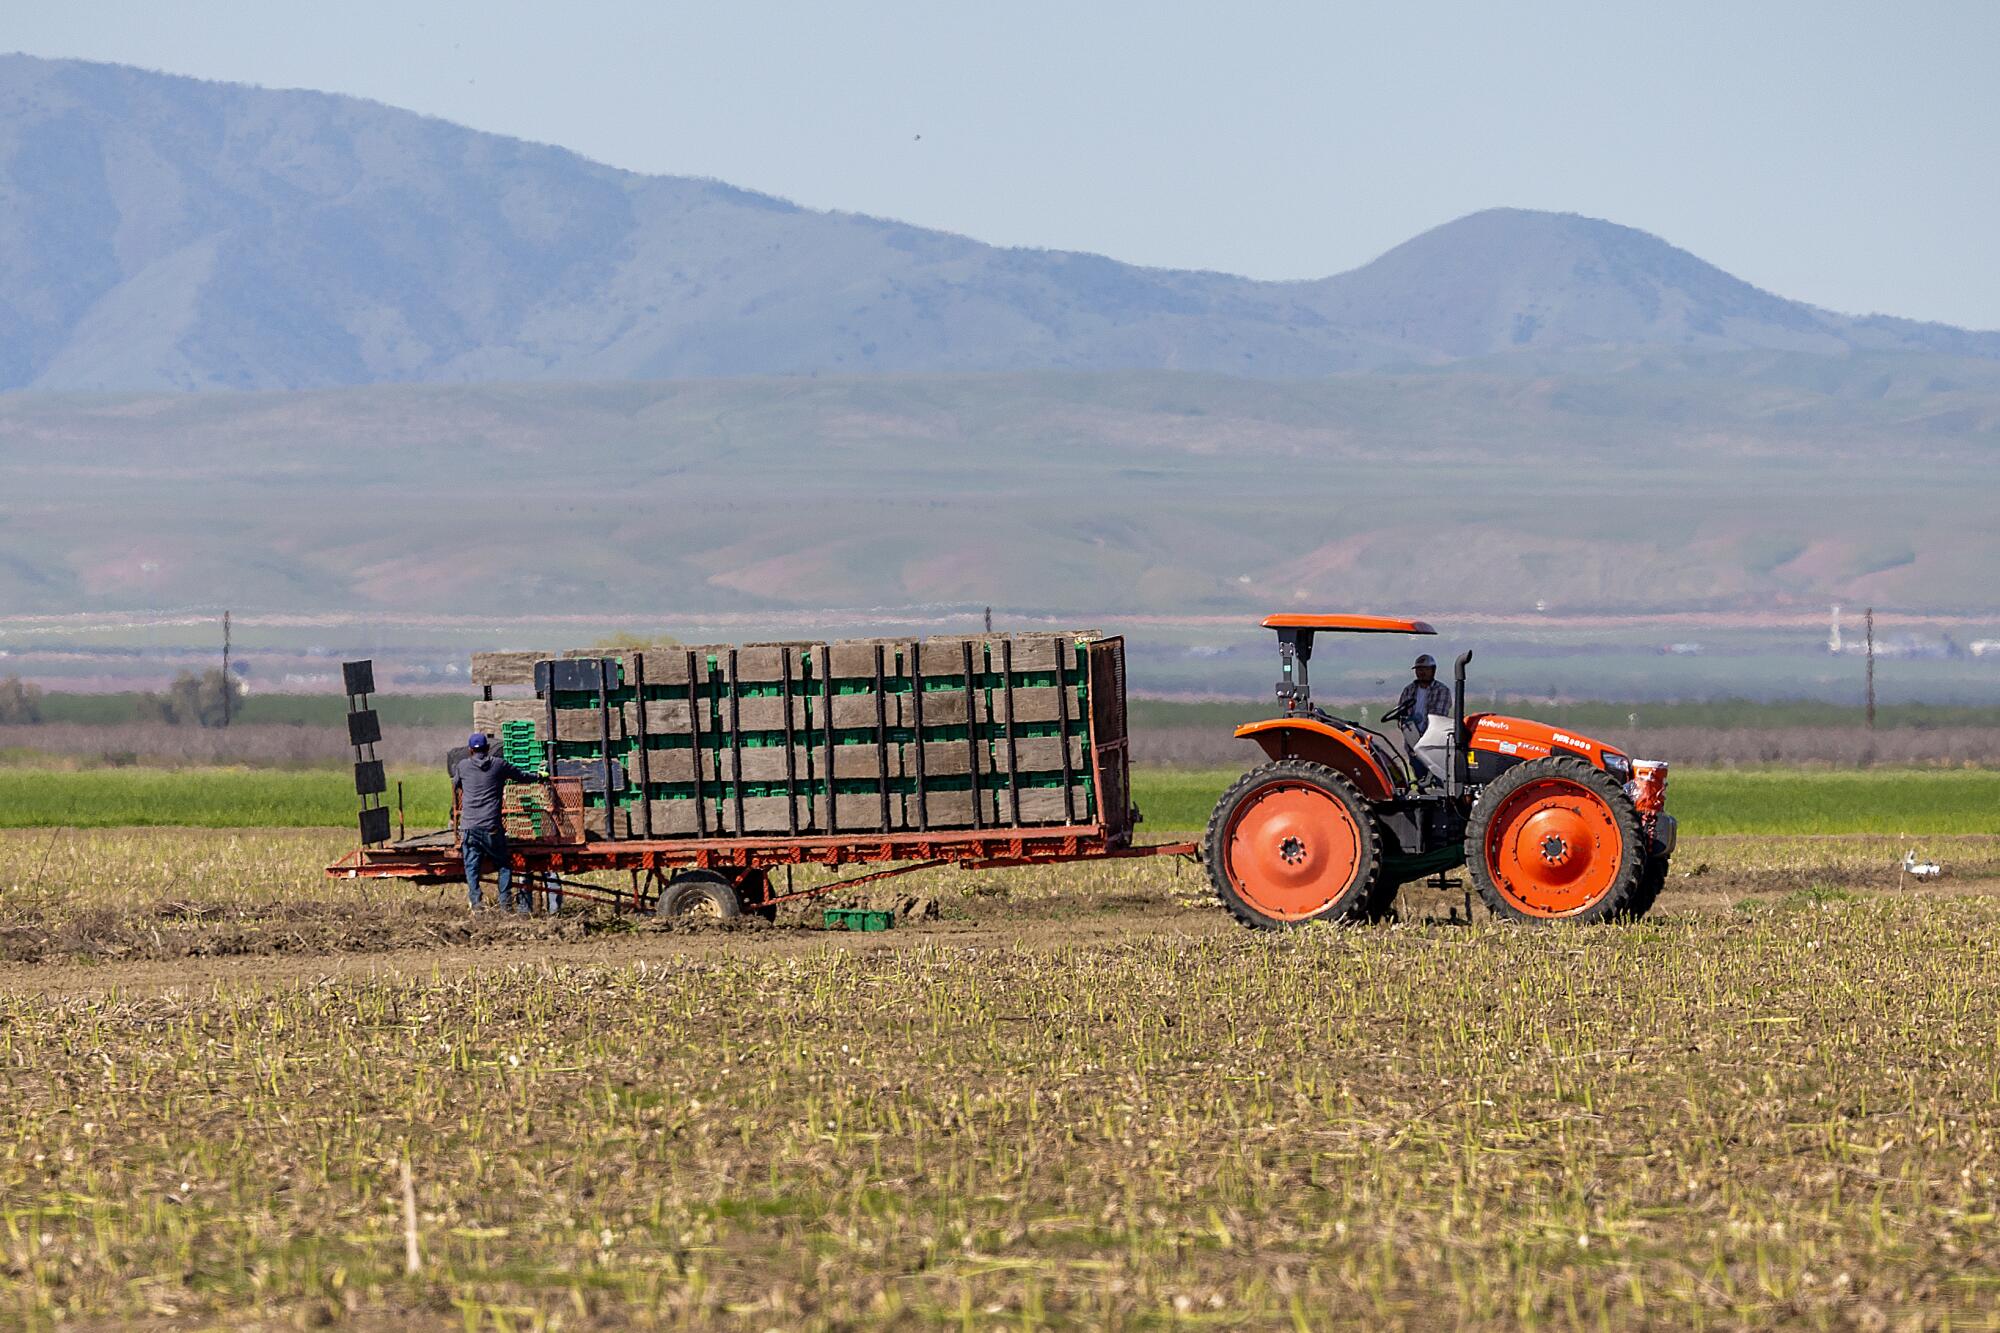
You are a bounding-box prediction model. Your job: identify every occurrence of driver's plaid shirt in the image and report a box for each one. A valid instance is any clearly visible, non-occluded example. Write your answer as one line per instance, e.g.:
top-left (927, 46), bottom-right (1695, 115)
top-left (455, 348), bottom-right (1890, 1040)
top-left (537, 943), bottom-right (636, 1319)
top-left (1395, 680), bottom-right (1453, 727)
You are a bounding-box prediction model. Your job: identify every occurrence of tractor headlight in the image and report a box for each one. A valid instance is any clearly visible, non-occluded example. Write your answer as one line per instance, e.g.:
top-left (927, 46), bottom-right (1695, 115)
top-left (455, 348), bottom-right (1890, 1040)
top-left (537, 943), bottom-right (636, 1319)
top-left (1602, 752), bottom-right (1631, 781)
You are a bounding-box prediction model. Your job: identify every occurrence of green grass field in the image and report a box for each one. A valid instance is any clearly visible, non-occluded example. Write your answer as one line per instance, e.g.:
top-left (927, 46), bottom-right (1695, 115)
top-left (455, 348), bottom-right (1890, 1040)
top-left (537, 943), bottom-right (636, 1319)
top-left (1128, 696), bottom-right (2000, 732)
top-left (1134, 766), bottom-right (2000, 837)
top-left (28, 691), bottom-right (473, 727)
top-left (19, 691), bottom-right (2000, 730)
top-left (0, 764), bottom-right (1992, 837)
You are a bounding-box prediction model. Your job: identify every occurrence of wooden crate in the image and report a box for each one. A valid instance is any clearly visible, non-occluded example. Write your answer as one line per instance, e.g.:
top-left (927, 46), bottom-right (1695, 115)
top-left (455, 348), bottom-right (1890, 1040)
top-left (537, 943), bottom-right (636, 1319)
top-left (727, 645), bottom-right (799, 683)
top-left (908, 689), bottom-right (973, 727)
top-left (553, 707), bottom-right (620, 743)
top-left (622, 698), bottom-right (695, 735)
top-left (713, 794), bottom-right (812, 835)
top-left (903, 788), bottom-right (1001, 830)
top-left (816, 741), bottom-right (980, 781)
top-left (624, 649), bottom-right (700, 687)
top-left (1000, 784), bottom-right (1092, 826)
top-left (470, 633), bottom-right (1111, 843)
top-left (904, 739), bottom-right (978, 777)
top-left (717, 697), bottom-right (811, 731)
top-left (638, 799), bottom-right (704, 837)
top-left (916, 638), bottom-right (976, 679)
top-left (825, 744), bottom-right (897, 780)
top-left (639, 748), bottom-right (700, 784)
top-left (472, 699), bottom-right (543, 736)
top-left (989, 634), bottom-right (1065, 674)
top-left (984, 734), bottom-right (1087, 775)
top-left (470, 651), bottom-right (547, 686)
top-left (709, 746), bottom-right (811, 784)
top-left (988, 685), bottom-right (1086, 726)
top-left (826, 640), bottom-right (907, 680)
top-left (828, 692), bottom-right (911, 729)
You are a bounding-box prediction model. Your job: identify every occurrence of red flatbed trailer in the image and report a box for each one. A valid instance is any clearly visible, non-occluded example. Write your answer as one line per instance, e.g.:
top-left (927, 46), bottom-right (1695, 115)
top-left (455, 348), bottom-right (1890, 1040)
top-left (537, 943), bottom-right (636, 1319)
top-left (327, 636), bottom-right (1197, 918)
top-left (327, 820), bottom-right (1199, 917)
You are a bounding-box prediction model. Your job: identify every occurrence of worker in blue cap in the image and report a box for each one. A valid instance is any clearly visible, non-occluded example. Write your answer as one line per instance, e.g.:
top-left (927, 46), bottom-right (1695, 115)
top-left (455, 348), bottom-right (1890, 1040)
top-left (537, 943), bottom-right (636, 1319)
top-left (452, 732), bottom-right (544, 912)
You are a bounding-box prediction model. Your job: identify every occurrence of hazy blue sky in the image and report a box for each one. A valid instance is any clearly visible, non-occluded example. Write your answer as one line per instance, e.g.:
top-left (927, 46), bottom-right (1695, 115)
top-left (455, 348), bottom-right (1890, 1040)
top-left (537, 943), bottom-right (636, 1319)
top-left (10, 1), bottom-right (1998, 327)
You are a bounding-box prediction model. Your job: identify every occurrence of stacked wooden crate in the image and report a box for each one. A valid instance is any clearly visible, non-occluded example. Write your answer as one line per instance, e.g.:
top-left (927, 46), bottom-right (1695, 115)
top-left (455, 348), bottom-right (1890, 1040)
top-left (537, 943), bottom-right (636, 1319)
top-left (469, 634), bottom-right (1101, 839)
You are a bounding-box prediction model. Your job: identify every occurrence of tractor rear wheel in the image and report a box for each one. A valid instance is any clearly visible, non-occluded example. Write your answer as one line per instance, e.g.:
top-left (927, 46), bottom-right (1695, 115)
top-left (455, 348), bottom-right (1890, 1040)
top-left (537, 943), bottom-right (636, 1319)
top-left (1205, 761), bottom-right (1389, 929)
top-left (1467, 756), bottom-right (1643, 923)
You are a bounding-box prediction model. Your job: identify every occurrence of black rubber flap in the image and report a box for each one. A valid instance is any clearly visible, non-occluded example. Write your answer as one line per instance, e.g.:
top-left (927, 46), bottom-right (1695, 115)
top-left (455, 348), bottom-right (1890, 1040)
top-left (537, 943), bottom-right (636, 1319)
top-left (535, 658), bottom-right (614, 694)
top-left (342, 660), bottom-right (375, 697)
top-left (347, 710), bottom-right (382, 747)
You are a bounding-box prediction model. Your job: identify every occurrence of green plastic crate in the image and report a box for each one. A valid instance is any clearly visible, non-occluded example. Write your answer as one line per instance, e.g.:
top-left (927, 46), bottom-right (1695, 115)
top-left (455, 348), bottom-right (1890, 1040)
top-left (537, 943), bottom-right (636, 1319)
top-left (499, 719), bottom-right (541, 772)
top-left (822, 908), bottom-right (895, 932)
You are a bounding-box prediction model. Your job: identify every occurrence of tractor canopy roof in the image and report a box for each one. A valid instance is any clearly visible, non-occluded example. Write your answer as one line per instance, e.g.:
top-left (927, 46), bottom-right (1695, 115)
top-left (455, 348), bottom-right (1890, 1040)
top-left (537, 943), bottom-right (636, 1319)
top-left (1261, 614), bottom-right (1436, 635)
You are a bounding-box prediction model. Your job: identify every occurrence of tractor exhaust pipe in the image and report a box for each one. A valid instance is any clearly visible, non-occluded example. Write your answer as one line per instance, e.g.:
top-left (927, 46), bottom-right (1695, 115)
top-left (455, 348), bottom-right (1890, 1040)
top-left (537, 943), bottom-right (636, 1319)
top-left (1451, 650), bottom-right (1473, 796)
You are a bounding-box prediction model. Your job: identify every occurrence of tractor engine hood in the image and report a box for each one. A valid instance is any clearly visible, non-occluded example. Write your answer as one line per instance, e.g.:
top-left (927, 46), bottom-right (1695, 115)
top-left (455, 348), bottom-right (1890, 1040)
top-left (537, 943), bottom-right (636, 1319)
top-left (1465, 714), bottom-right (1631, 779)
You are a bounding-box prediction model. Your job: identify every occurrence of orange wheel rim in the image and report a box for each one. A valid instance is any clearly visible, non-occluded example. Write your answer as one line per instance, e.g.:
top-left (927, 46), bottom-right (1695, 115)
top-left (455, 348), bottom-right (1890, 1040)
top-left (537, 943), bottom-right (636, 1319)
top-left (1485, 778), bottom-right (1625, 917)
top-left (1224, 782), bottom-right (1364, 921)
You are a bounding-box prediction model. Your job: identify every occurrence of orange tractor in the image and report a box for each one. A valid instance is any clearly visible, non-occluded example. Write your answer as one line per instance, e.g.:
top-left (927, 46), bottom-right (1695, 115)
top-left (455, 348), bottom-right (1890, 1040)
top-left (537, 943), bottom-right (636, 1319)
top-left (1206, 615), bottom-right (1674, 927)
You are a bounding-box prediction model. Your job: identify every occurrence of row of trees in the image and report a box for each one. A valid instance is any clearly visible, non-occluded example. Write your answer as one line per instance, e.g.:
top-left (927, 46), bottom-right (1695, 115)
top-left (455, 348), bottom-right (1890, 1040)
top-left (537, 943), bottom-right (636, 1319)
top-left (0, 676), bottom-right (42, 724)
top-left (0, 670), bottom-right (242, 728)
top-left (143, 669), bottom-right (243, 727)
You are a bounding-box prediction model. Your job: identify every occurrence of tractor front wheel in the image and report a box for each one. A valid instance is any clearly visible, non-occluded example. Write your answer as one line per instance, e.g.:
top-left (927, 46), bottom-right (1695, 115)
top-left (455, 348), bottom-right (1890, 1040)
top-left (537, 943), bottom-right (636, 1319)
top-left (1621, 853), bottom-right (1670, 920)
top-left (1466, 756), bottom-right (1643, 923)
top-left (1205, 761), bottom-right (1389, 929)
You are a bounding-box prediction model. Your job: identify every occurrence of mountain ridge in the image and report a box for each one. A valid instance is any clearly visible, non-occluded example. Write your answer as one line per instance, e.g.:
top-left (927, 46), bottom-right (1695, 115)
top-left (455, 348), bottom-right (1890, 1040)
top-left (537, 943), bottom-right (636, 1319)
top-left (1, 352), bottom-right (1995, 617)
top-left (5, 54), bottom-right (1998, 392)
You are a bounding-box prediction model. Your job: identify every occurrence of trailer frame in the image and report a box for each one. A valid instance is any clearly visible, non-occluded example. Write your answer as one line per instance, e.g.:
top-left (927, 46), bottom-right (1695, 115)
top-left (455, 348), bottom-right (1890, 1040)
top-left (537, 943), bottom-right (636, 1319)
top-left (327, 635), bottom-right (1199, 917)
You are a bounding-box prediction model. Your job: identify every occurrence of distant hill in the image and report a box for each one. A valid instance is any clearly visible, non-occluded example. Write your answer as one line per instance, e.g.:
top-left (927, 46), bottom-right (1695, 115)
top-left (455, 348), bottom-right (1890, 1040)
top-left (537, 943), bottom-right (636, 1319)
top-left (2, 351), bottom-right (1996, 617)
top-left (1311, 210), bottom-right (2000, 361)
top-left (3, 55), bottom-right (1998, 391)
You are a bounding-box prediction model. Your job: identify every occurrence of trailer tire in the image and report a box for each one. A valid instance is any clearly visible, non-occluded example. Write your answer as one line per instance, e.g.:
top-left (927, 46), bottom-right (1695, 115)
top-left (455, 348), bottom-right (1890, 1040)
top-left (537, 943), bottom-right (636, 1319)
top-left (656, 870), bottom-right (743, 921)
top-left (1205, 760), bottom-right (1389, 929)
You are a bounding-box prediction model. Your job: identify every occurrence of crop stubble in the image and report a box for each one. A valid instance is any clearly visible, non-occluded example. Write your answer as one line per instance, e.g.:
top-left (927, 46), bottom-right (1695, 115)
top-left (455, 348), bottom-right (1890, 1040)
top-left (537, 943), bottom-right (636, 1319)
top-left (3, 830), bottom-right (2000, 1327)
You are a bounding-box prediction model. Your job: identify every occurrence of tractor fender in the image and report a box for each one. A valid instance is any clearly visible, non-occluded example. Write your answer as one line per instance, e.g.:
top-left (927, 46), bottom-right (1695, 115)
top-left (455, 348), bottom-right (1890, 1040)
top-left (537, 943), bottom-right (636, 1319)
top-left (1233, 719), bottom-right (1396, 802)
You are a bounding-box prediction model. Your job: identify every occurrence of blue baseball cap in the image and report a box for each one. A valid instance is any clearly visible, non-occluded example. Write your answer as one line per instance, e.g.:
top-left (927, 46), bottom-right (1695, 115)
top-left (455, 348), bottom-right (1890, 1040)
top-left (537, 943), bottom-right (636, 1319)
top-left (467, 732), bottom-right (489, 750)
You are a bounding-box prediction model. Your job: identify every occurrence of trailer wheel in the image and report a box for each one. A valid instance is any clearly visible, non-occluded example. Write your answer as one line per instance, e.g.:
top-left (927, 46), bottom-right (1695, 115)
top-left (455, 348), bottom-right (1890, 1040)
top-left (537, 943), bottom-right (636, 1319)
top-left (656, 870), bottom-right (743, 921)
top-left (1205, 760), bottom-right (1388, 929)
top-left (1467, 757), bottom-right (1642, 923)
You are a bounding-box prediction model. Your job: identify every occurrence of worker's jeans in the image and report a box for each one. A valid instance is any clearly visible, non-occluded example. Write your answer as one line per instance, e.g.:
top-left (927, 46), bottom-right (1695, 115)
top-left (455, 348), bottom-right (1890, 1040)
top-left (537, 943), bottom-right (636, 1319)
top-left (462, 827), bottom-right (525, 913)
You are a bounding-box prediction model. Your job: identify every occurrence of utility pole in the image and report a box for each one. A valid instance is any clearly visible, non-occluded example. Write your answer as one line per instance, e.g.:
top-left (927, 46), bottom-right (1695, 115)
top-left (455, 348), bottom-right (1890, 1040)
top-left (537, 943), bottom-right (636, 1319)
top-left (1864, 606), bottom-right (1876, 731)
top-left (221, 610), bottom-right (232, 728)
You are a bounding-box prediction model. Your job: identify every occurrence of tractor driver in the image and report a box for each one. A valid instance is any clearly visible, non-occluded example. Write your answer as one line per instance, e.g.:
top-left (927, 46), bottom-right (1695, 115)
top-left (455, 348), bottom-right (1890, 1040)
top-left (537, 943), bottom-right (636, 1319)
top-left (453, 732), bottom-right (543, 913)
top-left (1392, 653), bottom-right (1452, 749)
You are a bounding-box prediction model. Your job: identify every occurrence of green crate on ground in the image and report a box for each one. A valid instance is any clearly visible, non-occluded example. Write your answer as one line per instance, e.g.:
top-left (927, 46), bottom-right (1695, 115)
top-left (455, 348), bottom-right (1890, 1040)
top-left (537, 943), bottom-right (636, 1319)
top-left (823, 907), bottom-right (895, 932)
